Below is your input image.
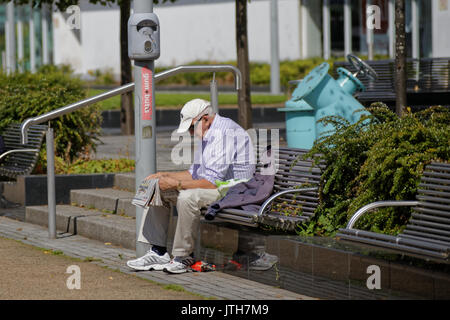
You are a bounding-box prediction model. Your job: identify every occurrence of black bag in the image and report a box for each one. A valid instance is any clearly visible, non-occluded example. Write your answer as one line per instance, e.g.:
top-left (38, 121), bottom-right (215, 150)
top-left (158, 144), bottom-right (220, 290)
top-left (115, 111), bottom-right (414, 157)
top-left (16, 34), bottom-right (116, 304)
top-left (0, 135), bottom-right (6, 155)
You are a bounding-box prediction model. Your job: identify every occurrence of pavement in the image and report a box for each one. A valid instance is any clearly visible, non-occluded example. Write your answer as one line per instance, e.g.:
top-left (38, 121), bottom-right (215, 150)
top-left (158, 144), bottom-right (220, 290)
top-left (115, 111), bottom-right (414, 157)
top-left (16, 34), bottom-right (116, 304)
top-left (0, 215), bottom-right (313, 300)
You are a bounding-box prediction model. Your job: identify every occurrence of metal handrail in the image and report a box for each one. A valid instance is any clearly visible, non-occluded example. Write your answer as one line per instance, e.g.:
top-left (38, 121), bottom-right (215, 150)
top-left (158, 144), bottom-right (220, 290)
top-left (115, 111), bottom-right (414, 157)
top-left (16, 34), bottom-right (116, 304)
top-left (21, 64), bottom-right (242, 144)
top-left (346, 200), bottom-right (420, 229)
top-left (257, 187), bottom-right (319, 216)
top-left (154, 64), bottom-right (242, 90)
top-left (20, 83), bottom-right (135, 144)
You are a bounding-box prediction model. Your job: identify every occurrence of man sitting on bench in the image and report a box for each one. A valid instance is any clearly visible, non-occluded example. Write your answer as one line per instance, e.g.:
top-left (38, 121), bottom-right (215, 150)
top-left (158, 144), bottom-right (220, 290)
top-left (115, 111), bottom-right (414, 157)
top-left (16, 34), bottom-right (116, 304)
top-left (127, 98), bottom-right (255, 274)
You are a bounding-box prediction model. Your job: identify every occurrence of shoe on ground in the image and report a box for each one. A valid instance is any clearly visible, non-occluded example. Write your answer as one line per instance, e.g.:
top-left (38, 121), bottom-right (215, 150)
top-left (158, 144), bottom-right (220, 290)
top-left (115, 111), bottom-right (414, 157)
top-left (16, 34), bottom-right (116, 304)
top-left (163, 256), bottom-right (194, 274)
top-left (126, 249), bottom-right (171, 271)
top-left (249, 252), bottom-right (278, 271)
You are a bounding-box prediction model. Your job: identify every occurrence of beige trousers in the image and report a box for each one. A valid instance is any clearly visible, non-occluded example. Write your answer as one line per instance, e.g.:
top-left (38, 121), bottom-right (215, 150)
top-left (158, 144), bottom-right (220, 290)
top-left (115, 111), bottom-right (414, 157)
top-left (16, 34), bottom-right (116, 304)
top-left (138, 188), bottom-right (220, 257)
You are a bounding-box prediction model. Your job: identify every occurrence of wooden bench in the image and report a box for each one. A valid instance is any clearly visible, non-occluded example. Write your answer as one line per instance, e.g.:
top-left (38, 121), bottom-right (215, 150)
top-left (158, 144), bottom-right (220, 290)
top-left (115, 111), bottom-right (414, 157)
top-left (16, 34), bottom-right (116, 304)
top-left (206, 147), bottom-right (326, 232)
top-left (333, 57), bottom-right (450, 107)
top-left (336, 162), bottom-right (450, 261)
top-left (0, 123), bottom-right (47, 206)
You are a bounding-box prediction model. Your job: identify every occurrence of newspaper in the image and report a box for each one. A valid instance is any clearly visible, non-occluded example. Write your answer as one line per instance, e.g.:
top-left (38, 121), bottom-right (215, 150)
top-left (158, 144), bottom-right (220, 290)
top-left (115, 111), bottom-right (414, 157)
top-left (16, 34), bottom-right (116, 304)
top-left (131, 178), bottom-right (164, 208)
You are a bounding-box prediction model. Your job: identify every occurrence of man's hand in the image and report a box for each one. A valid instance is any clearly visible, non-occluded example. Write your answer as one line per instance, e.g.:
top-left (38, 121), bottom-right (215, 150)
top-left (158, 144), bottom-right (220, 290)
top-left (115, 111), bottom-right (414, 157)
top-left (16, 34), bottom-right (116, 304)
top-left (145, 172), bottom-right (166, 180)
top-left (158, 176), bottom-right (179, 191)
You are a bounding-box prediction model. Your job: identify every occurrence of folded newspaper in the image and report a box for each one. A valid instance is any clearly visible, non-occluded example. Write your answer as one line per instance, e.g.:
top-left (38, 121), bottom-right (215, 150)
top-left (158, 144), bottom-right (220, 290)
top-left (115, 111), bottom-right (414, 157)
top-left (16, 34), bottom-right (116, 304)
top-left (132, 178), bottom-right (164, 208)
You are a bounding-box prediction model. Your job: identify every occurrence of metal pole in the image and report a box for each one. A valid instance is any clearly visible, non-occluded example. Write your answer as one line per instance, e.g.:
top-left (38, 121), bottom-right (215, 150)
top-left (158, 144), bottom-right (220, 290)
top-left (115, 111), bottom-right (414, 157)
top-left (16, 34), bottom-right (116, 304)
top-left (270, 0), bottom-right (280, 94)
top-left (411, 0), bottom-right (420, 59)
top-left (41, 4), bottom-right (49, 65)
top-left (17, 7), bottom-right (24, 73)
top-left (388, 0), bottom-right (395, 59)
top-left (366, 0), bottom-right (374, 60)
top-left (46, 127), bottom-right (56, 239)
top-left (133, 0), bottom-right (155, 258)
top-left (322, 0), bottom-right (330, 60)
top-left (29, 3), bottom-right (36, 73)
top-left (210, 74), bottom-right (219, 114)
top-left (6, 2), bottom-right (16, 74)
top-left (344, 0), bottom-right (352, 57)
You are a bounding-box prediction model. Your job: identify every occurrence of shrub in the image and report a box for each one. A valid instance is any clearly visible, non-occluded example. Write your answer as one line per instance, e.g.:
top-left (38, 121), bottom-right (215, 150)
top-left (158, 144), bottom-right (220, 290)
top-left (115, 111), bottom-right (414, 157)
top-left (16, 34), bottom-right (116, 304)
top-left (34, 153), bottom-right (134, 175)
top-left (0, 65), bottom-right (102, 165)
top-left (296, 104), bottom-right (450, 237)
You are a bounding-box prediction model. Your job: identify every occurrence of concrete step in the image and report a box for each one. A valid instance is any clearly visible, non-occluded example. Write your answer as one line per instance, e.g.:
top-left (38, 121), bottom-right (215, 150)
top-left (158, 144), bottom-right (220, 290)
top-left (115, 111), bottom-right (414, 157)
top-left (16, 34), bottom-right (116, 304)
top-left (70, 188), bottom-right (136, 218)
top-left (25, 205), bottom-right (137, 250)
top-left (114, 173), bottom-right (135, 192)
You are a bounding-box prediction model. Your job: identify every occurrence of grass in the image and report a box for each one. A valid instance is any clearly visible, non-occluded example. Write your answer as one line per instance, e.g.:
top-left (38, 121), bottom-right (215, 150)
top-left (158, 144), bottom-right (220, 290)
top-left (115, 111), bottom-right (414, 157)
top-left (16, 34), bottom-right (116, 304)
top-left (86, 88), bottom-right (286, 111)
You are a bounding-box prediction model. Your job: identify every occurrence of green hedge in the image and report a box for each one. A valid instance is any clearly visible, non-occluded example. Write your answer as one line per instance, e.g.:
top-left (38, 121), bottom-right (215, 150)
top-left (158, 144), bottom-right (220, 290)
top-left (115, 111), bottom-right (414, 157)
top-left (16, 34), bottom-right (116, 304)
top-left (153, 56), bottom-right (388, 90)
top-left (0, 65), bottom-right (102, 165)
top-left (296, 104), bottom-right (450, 237)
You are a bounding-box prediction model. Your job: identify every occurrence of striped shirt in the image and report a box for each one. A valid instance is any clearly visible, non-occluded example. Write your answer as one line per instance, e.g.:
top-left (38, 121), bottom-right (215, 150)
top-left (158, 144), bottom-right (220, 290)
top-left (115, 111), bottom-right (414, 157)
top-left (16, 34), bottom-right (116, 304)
top-left (189, 115), bottom-right (256, 184)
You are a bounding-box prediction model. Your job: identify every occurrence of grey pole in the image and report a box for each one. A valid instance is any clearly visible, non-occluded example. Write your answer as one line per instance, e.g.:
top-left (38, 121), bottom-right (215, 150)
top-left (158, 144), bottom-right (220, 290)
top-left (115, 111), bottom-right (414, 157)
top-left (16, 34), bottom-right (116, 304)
top-left (41, 4), bottom-right (49, 65)
top-left (270, 0), bottom-right (280, 94)
top-left (5, 2), bottom-right (16, 74)
top-left (344, 0), bottom-right (352, 56)
top-left (210, 75), bottom-right (219, 114)
top-left (17, 7), bottom-right (24, 72)
top-left (322, 0), bottom-right (330, 60)
top-left (29, 3), bottom-right (36, 73)
top-left (411, 0), bottom-right (420, 60)
top-left (46, 126), bottom-right (56, 239)
top-left (388, 0), bottom-right (395, 59)
top-left (366, 0), bottom-right (374, 60)
top-left (133, 0), bottom-right (156, 258)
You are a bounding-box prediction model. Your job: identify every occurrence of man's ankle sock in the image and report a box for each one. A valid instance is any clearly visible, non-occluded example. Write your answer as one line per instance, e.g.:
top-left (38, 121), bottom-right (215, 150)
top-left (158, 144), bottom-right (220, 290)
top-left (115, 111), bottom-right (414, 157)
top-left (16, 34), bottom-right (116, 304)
top-left (152, 245), bottom-right (167, 256)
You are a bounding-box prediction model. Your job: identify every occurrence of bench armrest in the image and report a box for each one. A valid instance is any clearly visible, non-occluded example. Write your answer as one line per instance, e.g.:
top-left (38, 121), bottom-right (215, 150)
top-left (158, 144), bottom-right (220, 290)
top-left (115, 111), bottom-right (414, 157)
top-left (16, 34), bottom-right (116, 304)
top-left (346, 200), bottom-right (420, 230)
top-left (257, 187), bottom-right (319, 216)
top-left (0, 149), bottom-right (40, 162)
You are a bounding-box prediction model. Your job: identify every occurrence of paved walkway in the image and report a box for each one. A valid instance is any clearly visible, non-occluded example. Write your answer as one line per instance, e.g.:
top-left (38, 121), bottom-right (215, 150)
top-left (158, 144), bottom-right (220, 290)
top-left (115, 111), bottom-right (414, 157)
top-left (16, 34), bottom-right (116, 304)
top-left (0, 216), bottom-right (314, 300)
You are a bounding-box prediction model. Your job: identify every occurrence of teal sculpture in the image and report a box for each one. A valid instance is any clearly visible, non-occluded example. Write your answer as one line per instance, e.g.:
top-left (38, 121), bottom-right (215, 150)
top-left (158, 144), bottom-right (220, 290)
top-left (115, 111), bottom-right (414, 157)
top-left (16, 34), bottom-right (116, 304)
top-left (279, 54), bottom-right (378, 149)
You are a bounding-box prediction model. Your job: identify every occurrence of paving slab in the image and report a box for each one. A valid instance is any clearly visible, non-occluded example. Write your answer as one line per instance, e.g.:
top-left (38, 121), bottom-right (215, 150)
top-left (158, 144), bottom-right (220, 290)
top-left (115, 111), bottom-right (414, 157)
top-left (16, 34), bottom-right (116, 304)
top-left (0, 216), bottom-right (314, 300)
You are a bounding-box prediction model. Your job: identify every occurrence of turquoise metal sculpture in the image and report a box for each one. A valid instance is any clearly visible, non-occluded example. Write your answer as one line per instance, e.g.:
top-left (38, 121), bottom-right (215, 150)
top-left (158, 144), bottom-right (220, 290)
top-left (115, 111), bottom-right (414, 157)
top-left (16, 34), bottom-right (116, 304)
top-left (279, 54), bottom-right (378, 149)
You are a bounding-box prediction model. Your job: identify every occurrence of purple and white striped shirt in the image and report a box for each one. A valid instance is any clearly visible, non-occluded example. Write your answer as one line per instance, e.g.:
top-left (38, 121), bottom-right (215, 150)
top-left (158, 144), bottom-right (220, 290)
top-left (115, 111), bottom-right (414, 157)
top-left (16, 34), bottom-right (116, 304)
top-left (189, 115), bottom-right (255, 184)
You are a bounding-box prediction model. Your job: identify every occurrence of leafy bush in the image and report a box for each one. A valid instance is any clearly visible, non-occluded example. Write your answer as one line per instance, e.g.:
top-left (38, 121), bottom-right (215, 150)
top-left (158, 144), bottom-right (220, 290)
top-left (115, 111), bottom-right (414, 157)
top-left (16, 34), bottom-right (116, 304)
top-left (0, 65), bottom-right (102, 164)
top-left (296, 104), bottom-right (450, 237)
top-left (34, 155), bottom-right (135, 175)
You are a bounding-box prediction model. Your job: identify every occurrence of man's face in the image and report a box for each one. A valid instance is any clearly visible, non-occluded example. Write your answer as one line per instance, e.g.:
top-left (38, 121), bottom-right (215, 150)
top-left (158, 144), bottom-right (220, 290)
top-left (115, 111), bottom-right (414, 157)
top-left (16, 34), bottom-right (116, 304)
top-left (189, 115), bottom-right (207, 138)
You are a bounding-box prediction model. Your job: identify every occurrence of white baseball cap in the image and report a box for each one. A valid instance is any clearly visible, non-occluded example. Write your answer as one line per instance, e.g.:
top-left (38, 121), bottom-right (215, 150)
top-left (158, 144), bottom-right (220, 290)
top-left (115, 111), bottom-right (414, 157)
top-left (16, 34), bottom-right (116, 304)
top-left (177, 98), bottom-right (211, 133)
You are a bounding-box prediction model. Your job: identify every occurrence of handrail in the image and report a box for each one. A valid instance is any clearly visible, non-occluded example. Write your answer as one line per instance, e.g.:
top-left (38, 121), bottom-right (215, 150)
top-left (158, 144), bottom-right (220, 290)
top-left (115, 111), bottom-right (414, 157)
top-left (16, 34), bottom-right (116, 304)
top-left (154, 64), bottom-right (242, 91)
top-left (346, 200), bottom-right (420, 229)
top-left (20, 83), bottom-right (135, 144)
top-left (20, 64), bottom-right (242, 144)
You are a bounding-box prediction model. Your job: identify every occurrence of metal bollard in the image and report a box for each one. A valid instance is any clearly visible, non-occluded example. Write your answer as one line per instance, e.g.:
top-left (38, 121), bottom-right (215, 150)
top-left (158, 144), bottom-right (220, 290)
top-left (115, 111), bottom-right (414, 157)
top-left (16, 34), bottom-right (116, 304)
top-left (46, 126), bottom-right (56, 239)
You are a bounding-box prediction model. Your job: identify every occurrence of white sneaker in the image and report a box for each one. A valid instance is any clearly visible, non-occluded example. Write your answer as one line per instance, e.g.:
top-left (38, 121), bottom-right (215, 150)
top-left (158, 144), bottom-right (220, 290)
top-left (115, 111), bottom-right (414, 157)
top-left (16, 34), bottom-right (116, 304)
top-left (249, 252), bottom-right (278, 271)
top-left (126, 249), bottom-right (171, 271)
top-left (163, 256), bottom-right (194, 274)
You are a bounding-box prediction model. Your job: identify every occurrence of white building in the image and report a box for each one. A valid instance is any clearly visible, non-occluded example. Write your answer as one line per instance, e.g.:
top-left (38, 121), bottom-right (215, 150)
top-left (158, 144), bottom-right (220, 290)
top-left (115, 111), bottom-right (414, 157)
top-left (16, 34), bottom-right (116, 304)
top-left (2, 0), bottom-right (450, 80)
